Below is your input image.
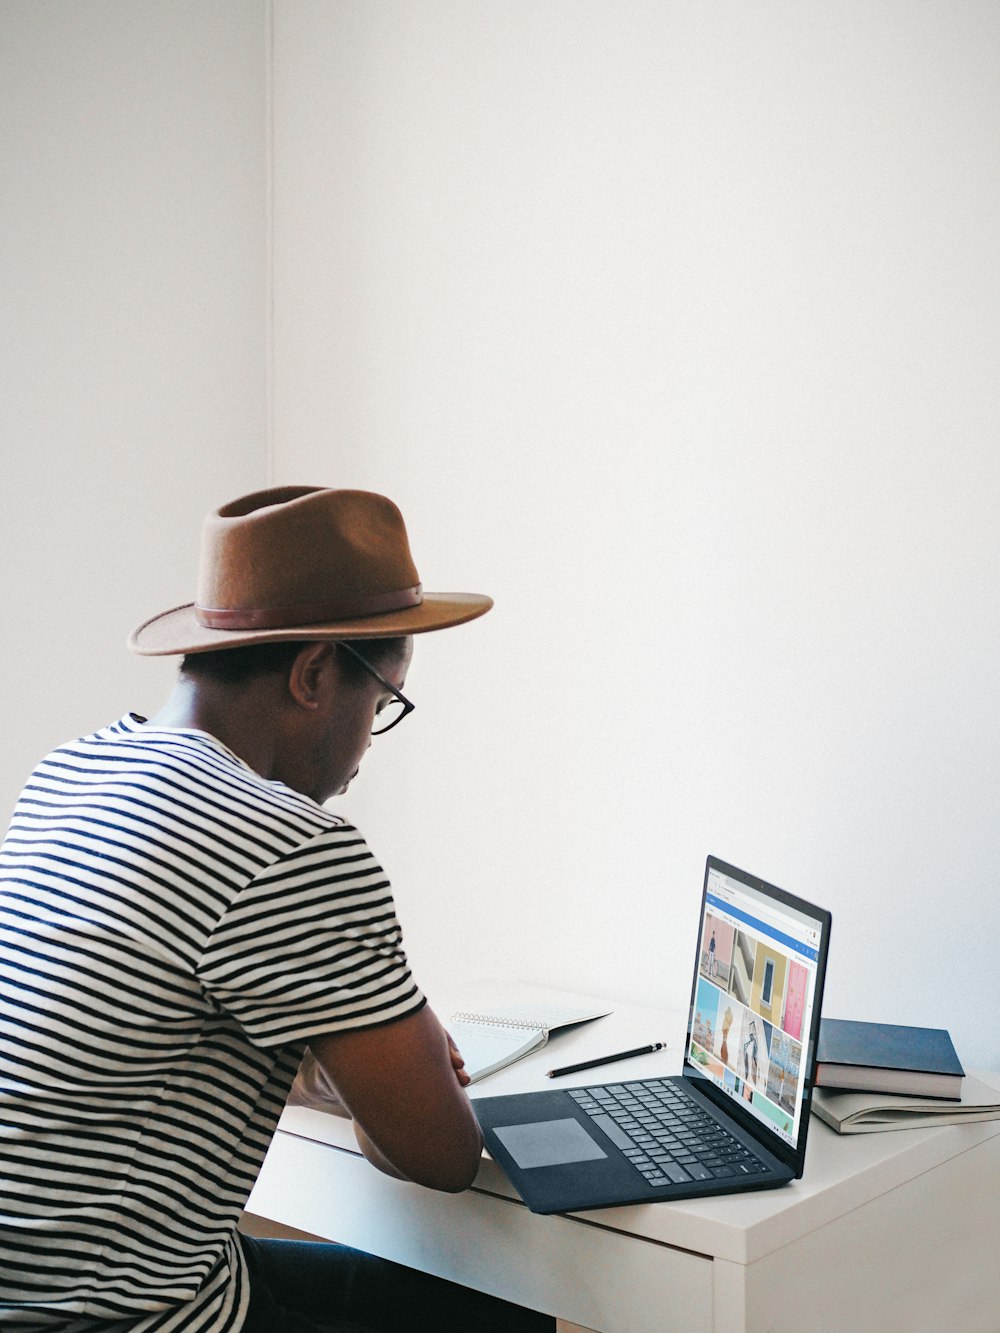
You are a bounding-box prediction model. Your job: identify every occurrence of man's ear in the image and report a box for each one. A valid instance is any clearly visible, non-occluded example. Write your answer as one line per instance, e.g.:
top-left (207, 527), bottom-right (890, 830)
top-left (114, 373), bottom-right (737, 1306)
top-left (287, 641), bottom-right (336, 711)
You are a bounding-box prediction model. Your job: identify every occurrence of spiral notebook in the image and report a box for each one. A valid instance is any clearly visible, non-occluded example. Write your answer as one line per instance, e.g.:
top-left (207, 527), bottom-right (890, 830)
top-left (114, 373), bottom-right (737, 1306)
top-left (450, 987), bottom-right (611, 1083)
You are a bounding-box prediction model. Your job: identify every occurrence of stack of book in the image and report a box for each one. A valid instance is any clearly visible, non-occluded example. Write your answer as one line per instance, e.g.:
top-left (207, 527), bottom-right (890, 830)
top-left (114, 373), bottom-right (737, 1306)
top-left (811, 1018), bottom-right (1000, 1134)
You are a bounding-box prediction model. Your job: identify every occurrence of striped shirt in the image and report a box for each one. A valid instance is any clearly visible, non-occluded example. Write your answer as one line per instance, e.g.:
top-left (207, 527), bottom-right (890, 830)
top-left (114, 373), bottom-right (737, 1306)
top-left (0, 715), bottom-right (424, 1331)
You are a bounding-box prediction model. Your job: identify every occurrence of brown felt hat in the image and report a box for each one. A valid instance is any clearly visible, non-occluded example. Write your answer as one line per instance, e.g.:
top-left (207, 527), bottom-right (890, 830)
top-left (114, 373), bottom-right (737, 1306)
top-left (129, 485), bottom-right (493, 655)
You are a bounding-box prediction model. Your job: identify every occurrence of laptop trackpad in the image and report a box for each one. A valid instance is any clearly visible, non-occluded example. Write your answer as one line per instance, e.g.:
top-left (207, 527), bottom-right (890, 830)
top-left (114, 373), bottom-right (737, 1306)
top-left (493, 1118), bottom-right (608, 1169)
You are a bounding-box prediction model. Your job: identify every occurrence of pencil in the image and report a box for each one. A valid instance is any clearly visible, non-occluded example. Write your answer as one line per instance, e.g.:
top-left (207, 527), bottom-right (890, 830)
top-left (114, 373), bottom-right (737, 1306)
top-left (546, 1041), bottom-right (666, 1078)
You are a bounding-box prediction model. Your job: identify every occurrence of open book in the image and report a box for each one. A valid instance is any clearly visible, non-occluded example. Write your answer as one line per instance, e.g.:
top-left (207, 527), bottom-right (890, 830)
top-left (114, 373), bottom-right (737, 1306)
top-left (811, 1074), bottom-right (1000, 1134)
top-left (449, 983), bottom-right (611, 1083)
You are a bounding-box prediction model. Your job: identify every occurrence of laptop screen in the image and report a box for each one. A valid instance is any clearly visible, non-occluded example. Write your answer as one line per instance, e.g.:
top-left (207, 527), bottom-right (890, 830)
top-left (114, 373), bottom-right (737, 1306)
top-left (684, 857), bottom-right (829, 1155)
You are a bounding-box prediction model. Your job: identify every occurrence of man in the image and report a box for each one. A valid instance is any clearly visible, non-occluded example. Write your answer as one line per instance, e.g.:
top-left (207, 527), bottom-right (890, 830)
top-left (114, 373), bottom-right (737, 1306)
top-left (0, 486), bottom-right (553, 1332)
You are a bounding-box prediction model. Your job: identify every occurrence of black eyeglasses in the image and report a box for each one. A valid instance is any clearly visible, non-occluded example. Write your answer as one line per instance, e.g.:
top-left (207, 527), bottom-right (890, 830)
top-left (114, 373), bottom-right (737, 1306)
top-left (336, 641), bottom-right (415, 735)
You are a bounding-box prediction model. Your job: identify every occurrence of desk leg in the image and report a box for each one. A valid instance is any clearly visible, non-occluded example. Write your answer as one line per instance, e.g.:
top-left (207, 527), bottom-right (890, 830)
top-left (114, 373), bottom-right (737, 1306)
top-left (708, 1133), bottom-right (1000, 1333)
top-left (711, 1258), bottom-right (748, 1333)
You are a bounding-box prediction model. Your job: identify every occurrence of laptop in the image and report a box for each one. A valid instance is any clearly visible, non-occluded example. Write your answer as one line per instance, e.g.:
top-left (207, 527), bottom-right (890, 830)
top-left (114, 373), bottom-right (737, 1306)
top-left (474, 856), bottom-right (832, 1213)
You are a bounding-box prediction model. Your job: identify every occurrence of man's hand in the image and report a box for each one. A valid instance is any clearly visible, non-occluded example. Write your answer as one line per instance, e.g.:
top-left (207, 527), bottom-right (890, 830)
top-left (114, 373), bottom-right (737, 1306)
top-left (447, 1033), bottom-right (471, 1087)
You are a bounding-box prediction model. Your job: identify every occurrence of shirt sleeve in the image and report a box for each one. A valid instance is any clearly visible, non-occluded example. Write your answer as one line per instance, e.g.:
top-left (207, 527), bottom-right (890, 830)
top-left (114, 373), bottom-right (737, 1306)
top-left (196, 823), bottom-right (425, 1047)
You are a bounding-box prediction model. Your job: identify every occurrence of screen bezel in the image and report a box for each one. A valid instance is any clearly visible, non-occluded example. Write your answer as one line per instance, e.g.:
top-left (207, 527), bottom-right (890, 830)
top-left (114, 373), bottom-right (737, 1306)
top-left (682, 855), bottom-right (832, 1175)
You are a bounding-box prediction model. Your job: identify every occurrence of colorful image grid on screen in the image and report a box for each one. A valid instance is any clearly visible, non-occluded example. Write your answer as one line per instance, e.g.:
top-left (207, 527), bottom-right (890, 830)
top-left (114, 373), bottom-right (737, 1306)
top-left (688, 867), bottom-right (823, 1147)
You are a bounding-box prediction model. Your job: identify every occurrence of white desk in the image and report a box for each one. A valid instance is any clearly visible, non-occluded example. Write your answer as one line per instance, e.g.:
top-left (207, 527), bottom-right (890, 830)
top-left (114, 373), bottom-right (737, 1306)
top-left (245, 995), bottom-right (1000, 1333)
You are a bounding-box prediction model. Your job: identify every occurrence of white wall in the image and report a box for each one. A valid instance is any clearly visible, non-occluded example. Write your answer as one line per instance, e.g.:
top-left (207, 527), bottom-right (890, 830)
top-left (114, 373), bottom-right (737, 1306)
top-left (3, 2), bottom-right (996, 1072)
top-left (0, 0), bottom-right (270, 815)
top-left (272, 2), bottom-right (1000, 1067)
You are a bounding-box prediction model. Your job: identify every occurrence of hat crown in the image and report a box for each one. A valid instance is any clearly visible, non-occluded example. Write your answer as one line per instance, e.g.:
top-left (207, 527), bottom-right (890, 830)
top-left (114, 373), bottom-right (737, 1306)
top-left (195, 487), bottom-right (422, 630)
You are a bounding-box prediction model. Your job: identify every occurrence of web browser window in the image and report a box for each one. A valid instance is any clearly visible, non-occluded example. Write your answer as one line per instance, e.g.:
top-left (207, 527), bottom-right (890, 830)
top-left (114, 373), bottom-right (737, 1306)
top-left (686, 863), bottom-right (824, 1149)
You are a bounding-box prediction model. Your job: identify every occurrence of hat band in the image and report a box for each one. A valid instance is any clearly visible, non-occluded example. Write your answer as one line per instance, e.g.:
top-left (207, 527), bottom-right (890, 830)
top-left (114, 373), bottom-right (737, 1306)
top-left (195, 584), bottom-right (423, 630)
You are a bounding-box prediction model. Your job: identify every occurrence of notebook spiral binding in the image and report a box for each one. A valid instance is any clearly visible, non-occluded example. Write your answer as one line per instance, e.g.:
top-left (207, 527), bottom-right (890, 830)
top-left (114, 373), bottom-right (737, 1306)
top-left (450, 1011), bottom-right (545, 1031)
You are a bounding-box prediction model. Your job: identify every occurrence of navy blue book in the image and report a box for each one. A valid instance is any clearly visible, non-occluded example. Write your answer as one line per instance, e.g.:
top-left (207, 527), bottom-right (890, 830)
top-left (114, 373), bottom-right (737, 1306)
top-left (816, 1018), bottom-right (965, 1100)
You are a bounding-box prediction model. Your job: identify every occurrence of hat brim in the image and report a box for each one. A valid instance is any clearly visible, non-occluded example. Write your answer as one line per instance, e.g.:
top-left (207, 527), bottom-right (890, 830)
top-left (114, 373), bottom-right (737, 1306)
top-left (129, 592), bottom-right (493, 656)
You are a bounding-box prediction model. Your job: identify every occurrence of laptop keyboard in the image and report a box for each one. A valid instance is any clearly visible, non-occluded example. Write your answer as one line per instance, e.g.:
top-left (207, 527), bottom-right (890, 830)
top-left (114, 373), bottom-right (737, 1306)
top-left (569, 1080), bottom-right (771, 1189)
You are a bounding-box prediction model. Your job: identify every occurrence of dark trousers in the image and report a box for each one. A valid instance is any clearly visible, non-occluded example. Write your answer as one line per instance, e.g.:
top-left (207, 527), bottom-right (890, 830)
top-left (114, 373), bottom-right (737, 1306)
top-left (239, 1234), bottom-right (556, 1333)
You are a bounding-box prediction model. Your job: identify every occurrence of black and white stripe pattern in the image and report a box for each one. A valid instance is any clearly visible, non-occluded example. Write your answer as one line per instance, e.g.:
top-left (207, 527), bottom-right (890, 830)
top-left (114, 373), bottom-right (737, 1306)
top-left (0, 715), bottom-right (423, 1330)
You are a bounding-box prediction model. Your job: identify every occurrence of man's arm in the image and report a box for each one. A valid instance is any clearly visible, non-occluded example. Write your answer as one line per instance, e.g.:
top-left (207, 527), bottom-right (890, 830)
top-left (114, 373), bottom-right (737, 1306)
top-left (307, 1004), bottom-right (483, 1193)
